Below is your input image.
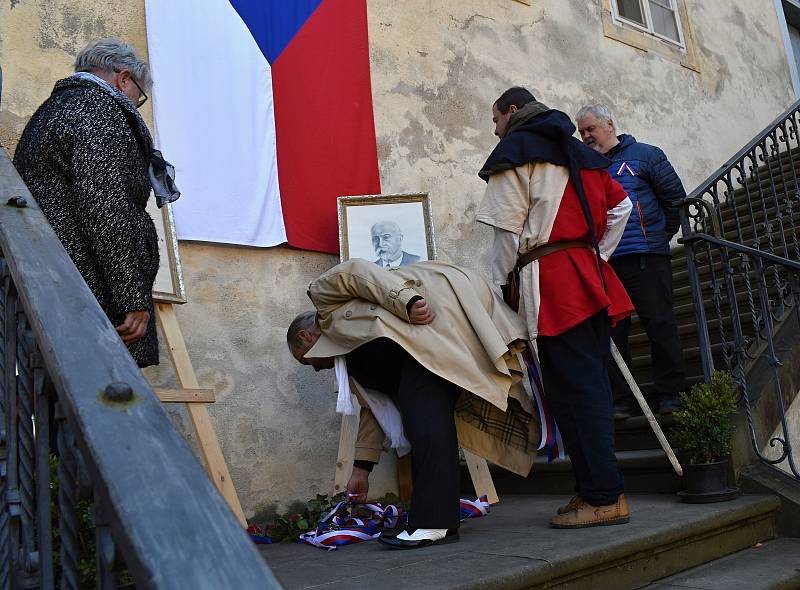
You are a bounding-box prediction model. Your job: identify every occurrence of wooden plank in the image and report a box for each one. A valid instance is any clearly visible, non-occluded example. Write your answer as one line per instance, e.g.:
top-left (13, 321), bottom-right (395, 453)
top-left (156, 302), bottom-right (248, 527)
top-left (154, 387), bottom-right (215, 404)
top-left (463, 450), bottom-right (499, 504)
top-left (333, 394), bottom-right (360, 495)
top-left (611, 341), bottom-right (683, 477)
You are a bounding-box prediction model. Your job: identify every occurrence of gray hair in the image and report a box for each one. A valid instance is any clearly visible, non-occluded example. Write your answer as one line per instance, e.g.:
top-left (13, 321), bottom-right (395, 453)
top-left (74, 38), bottom-right (153, 91)
top-left (286, 310), bottom-right (317, 351)
top-left (576, 104), bottom-right (616, 130)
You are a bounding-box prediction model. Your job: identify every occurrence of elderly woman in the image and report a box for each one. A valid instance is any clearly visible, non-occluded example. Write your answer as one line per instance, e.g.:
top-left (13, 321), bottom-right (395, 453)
top-left (13, 38), bottom-right (178, 367)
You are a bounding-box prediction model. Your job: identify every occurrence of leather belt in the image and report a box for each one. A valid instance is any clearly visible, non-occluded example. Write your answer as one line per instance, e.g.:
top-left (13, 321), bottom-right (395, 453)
top-left (516, 240), bottom-right (592, 270)
top-left (503, 240), bottom-right (594, 313)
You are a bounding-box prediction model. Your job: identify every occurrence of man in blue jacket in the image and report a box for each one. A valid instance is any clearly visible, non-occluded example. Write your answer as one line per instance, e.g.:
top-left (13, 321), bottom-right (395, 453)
top-left (576, 104), bottom-right (686, 417)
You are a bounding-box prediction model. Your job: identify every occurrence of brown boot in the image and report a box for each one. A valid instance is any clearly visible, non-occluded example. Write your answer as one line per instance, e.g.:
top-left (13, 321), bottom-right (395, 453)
top-left (557, 495), bottom-right (582, 515)
top-left (550, 494), bottom-right (630, 529)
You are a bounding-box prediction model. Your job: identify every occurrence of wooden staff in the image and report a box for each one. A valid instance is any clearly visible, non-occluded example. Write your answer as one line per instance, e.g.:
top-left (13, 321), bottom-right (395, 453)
top-left (610, 341), bottom-right (683, 477)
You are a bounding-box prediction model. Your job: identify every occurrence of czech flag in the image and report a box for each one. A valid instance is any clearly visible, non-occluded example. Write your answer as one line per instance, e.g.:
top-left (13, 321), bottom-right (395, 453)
top-left (145, 0), bottom-right (381, 253)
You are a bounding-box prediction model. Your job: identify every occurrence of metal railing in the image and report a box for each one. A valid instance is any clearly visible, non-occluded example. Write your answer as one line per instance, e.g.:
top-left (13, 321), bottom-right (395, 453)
top-left (680, 98), bottom-right (800, 481)
top-left (0, 148), bottom-right (280, 585)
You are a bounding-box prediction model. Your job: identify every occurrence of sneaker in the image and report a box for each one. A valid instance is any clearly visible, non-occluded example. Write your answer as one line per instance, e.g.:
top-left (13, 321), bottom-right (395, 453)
top-left (550, 494), bottom-right (630, 529)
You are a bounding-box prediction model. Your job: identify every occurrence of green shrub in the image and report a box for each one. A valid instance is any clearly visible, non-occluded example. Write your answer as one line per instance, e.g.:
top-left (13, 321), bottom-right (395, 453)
top-left (673, 371), bottom-right (738, 464)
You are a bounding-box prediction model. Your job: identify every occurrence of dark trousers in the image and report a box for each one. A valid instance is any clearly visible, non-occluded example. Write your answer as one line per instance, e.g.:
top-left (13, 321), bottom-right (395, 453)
top-left (396, 355), bottom-right (461, 529)
top-left (609, 254), bottom-right (686, 402)
top-left (346, 339), bottom-right (461, 530)
top-left (538, 312), bottom-right (624, 505)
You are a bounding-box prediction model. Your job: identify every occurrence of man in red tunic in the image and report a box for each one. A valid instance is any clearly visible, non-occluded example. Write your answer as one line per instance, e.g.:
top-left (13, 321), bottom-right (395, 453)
top-left (477, 87), bottom-right (634, 528)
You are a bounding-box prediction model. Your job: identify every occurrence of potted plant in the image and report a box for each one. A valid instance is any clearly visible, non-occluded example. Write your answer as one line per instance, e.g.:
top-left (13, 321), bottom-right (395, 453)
top-left (673, 370), bottom-right (739, 503)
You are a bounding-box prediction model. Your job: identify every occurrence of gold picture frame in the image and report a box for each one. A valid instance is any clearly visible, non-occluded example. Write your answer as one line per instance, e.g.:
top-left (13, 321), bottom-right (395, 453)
top-left (337, 193), bottom-right (436, 265)
top-left (146, 200), bottom-right (187, 304)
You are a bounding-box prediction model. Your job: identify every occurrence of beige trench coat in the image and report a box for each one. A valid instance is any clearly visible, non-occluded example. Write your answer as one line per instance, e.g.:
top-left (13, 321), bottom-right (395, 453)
top-left (306, 259), bottom-right (539, 476)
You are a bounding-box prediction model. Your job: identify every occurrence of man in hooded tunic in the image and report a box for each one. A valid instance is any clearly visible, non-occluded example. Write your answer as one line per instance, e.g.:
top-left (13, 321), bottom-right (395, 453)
top-left (477, 87), bottom-right (635, 528)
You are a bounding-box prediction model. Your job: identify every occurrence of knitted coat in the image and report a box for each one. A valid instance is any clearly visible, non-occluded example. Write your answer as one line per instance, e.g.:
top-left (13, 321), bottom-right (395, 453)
top-left (13, 76), bottom-right (159, 367)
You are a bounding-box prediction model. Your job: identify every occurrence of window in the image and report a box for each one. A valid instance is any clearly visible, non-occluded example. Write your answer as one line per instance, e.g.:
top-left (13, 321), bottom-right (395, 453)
top-left (613, 0), bottom-right (683, 46)
top-left (601, 0), bottom-right (697, 72)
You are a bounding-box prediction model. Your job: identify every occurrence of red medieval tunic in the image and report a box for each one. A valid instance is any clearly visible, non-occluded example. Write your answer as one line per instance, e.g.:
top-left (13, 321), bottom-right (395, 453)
top-left (477, 162), bottom-right (634, 338)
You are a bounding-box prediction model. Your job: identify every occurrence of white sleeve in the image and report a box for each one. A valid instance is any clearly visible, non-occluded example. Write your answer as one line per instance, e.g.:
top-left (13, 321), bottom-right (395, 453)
top-left (490, 227), bottom-right (520, 287)
top-left (599, 196), bottom-right (632, 261)
top-left (476, 167), bottom-right (532, 234)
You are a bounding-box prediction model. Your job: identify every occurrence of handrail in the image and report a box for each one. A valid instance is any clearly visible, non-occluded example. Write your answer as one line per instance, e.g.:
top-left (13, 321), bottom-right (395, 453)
top-left (0, 150), bottom-right (280, 586)
top-left (679, 100), bottom-right (800, 481)
top-left (679, 231), bottom-right (800, 271)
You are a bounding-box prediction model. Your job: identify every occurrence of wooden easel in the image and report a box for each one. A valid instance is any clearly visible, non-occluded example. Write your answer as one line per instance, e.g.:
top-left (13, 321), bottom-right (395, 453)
top-left (153, 302), bottom-right (248, 527)
top-left (333, 394), bottom-right (499, 504)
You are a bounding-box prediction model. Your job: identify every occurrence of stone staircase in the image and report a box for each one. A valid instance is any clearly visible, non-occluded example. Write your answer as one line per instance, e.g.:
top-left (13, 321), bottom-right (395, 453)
top-left (259, 116), bottom-right (800, 589)
top-left (451, 137), bottom-right (800, 587)
top-left (503, 145), bottom-right (800, 493)
top-left (260, 494), bottom-right (793, 590)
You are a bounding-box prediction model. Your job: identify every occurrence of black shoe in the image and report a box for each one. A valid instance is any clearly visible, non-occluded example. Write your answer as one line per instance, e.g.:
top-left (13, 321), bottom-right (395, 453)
top-left (377, 527), bottom-right (404, 540)
top-left (658, 395), bottom-right (681, 415)
top-left (377, 528), bottom-right (459, 549)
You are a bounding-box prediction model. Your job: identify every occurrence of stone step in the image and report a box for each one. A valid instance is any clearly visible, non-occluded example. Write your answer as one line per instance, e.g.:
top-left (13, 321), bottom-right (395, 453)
top-left (462, 449), bottom-right (682, 496)
top-left (258, 494), bottom-right (780, 590)
top-left (643, 537), bottom-right (800, 590)
top-left (614, 414), bottom-right (675, 452)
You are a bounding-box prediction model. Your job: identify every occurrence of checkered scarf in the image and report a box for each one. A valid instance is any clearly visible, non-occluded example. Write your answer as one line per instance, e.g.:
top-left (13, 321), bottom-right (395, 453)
top-left (455, 394), bottom-right (537, 456)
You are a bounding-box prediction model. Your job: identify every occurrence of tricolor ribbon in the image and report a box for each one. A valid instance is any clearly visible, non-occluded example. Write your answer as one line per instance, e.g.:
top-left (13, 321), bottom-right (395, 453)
top-left (459, 496), bottom-right (490, 521)
top-left (522, 345), bottom-right (566, 462)
top-left (296, 496), bottom-right (489, 551)
top-left (298, 500), bottom-right (405, 551)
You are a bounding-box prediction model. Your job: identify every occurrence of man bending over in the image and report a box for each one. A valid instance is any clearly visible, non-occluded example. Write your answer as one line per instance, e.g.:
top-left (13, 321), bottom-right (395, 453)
top-left (287, 259), bottom-right (537, 549)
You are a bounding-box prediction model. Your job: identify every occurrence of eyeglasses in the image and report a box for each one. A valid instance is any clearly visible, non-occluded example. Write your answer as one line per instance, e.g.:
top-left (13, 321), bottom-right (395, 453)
top-left (114, 69), bottom-right (148, 108)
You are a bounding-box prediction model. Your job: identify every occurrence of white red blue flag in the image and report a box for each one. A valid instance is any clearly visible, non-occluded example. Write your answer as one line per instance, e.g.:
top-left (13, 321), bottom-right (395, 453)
top-left (145, 0), bottom-right (381, 253)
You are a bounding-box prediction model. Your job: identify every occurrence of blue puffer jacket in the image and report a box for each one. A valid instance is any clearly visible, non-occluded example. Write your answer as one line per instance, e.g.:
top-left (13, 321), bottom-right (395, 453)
top-left (605, 134), bottom-right (685, 257)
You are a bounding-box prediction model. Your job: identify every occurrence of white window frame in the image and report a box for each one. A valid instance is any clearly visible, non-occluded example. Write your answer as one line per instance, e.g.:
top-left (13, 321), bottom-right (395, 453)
top-left (611, 0), bottom-right (686, 48)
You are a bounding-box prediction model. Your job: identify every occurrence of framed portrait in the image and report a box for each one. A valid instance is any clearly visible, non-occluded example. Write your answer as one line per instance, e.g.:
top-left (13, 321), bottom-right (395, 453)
top-left (146, 200), bottom-right (187, 304)
top-left (337, 193), bottom-right (436, 265)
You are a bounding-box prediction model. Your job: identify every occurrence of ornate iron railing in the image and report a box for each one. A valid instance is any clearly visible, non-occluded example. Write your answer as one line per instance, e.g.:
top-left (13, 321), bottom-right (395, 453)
top-left (0, 147), bottom-right (280, 586)
top-left (680, 98), bottom-right (800, 481)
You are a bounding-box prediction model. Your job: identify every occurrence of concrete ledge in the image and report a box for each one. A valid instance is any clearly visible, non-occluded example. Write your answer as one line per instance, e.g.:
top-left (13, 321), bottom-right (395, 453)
top-left (740, 462), bottom-right (800, 537)
top-left (645, 538), bottom-right (800, 590)
top-left (259, 494), bottom-right (779, 590)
